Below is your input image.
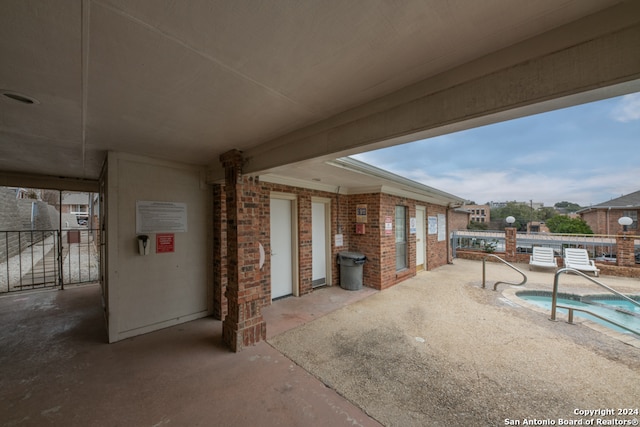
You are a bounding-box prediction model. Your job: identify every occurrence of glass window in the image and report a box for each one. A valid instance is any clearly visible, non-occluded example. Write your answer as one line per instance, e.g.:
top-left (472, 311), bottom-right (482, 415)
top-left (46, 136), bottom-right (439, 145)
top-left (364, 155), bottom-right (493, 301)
top-left (395, 206), bottom-right (407, 270)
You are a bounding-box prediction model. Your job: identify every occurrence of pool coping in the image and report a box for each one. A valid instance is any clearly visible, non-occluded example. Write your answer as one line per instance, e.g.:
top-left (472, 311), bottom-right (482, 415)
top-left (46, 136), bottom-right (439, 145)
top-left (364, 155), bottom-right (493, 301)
top-left (501, 286), bottom-right (640, 349)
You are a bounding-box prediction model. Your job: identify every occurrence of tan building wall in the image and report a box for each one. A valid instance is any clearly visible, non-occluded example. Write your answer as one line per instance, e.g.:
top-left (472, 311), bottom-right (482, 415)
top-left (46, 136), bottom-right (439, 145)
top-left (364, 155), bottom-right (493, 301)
top-left (465, 204), bottom-right (490, 224)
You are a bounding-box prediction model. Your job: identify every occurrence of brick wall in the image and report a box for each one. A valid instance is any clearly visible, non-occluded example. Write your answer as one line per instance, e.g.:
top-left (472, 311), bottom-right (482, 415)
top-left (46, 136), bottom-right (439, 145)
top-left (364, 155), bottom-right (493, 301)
top-left (449, 210), bottom-right (469, 231)
top-left (582, 209), bottom-right (640, 236)
top-left (212, 184), bottom-right (227, 319)
top-left (212, 178), bottom-right (457, 315)
top-left (426, 204), bottom-right (449, 270)
top-left (347, 193), bottom-right (450, 290)
top-left (261, 182), bottom-right (345, 300)
top-left (347, 193), bottom-right (382, 289)
top-left (0, 188), bottom-right (60, 261)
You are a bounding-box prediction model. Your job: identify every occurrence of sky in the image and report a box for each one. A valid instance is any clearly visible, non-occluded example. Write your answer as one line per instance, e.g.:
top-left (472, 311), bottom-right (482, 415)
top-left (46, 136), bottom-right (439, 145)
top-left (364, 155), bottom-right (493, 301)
top-left (352, 92), bottom-right (640, 208)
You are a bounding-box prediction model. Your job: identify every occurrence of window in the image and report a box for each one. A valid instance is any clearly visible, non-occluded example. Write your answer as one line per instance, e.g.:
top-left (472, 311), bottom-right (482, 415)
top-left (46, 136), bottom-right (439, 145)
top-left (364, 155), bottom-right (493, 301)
top-left (395, 206), bottom-right (407, 271)
top-left (622, 211), bottom-right (638, 230)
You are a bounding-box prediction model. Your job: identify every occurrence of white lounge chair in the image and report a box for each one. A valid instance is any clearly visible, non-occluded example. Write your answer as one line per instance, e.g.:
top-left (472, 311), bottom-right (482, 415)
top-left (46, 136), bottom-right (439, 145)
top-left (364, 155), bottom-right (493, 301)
top-left (563, 248), bottom-right (600, 277)
top-left (529, 247), bottom-right (557, 271)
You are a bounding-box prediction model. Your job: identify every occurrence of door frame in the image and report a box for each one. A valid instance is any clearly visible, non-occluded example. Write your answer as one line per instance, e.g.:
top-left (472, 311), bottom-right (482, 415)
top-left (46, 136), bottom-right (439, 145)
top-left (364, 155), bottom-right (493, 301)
top-left (416, 206), bottom-right (427, 271)
top-left (270, 192), bottom-right (299, 299)
top-left (311, 196), bottom-right (332, 288)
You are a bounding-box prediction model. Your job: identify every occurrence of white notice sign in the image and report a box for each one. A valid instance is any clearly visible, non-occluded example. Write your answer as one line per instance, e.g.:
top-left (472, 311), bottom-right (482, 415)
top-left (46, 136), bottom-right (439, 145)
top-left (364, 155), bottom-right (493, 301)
top-left (437, 214), bottom-right (446, 241)
top-left (136, 201), bottom-right (188, 233)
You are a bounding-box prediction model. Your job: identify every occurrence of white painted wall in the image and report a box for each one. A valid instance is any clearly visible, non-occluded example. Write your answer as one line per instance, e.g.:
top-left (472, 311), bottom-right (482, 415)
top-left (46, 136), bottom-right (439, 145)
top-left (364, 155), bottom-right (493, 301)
top-left (106, 152), bottom-right (211, 342)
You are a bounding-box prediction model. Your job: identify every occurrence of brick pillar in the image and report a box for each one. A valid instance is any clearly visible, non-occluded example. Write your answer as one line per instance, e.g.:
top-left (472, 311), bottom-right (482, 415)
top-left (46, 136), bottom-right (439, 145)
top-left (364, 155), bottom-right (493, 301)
top-left (616, 233), bottom-right (635, 267)
top-left (505, 227), bottom-right (517, 262)
top-left (212, 184), bottom-right (227, 320)
top-left (220, 150), bottom-right (266, 352)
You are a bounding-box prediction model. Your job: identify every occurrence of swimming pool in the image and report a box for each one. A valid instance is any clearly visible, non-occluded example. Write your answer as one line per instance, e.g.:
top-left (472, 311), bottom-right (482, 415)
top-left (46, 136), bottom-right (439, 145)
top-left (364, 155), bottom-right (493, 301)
top-left (516, 291), bottom-right (640, 336)
top-left (583, 296), bottom-right (640, 315)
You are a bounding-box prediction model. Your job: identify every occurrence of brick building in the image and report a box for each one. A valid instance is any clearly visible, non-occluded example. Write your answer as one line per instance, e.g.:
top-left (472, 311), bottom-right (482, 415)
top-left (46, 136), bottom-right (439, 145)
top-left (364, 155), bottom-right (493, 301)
top-left (465, 204), bottom-right (490, 224)
top-left (578, 190), bottom-right (640, 236)
top-left (212, 157), bottom-right (465, 333)
top-left (449, 208), bottom-right (472, 231)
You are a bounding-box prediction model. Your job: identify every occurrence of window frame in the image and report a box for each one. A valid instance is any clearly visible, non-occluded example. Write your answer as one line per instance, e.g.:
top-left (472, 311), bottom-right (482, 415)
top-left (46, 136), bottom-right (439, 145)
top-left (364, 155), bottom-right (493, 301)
top-left (395, 205), bottom-right (408, 271)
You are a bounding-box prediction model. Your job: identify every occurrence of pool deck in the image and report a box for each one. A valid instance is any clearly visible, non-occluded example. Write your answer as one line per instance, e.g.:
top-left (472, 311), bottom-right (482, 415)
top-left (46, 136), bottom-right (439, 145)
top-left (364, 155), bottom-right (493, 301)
top-left (269, 259), bottom-right (640, 425)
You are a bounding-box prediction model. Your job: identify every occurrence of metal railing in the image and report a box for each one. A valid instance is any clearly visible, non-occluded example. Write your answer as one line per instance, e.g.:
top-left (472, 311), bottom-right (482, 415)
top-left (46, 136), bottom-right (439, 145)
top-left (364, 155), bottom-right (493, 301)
top-left (1, 230), bottom-right (61, 293)
top-left (482, 254), bottom-right (528, 291)
top-left (1, 228), bottom-right (99, 293)
top-left (61, 228), bottom-right (99, 286)
top-left (452, 230), bottom-right (639, 262)
top-left (550, 268), bottom-right (640, 336)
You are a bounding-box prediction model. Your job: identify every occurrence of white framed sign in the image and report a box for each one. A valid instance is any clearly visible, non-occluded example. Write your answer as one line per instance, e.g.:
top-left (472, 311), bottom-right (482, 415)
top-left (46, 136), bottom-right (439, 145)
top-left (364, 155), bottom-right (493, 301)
top-left (437, 214), bottom-right (446, 241)
top-left (136, 201), bottom-right (188, 233)
top-left (428, 216), bottom-right (437, 235)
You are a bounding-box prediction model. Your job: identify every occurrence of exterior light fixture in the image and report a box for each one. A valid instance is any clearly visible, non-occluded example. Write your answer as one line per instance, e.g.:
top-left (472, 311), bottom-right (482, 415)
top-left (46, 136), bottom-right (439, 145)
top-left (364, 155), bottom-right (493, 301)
top-left (506, 216), bottom-right (516, 227)
top-left (618, 216), bottom-right (633, 232)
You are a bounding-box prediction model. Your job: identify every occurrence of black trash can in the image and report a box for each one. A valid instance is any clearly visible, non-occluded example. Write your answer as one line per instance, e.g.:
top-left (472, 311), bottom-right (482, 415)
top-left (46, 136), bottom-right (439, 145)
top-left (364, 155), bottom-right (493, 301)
top-left (337, 251), bottom-right (366, 290)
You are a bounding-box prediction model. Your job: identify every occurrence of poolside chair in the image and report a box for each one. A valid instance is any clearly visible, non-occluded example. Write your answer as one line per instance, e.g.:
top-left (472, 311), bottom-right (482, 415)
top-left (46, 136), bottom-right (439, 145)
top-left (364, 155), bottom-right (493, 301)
top-left (563, 248), bottom-right (600, 277)
top-left (529, 247), bottom-right (557, 271)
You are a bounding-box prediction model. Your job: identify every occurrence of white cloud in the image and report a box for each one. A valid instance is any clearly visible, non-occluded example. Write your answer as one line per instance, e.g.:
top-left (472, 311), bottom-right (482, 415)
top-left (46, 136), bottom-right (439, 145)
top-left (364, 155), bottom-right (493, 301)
top-left (396, 166), bottom-right (640, 207)
top-left (612, 93), bottom-right (640, 122)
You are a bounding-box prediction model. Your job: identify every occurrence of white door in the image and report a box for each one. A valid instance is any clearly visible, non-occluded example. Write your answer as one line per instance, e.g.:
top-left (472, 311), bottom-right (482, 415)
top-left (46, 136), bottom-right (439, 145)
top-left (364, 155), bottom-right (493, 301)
top-left (270, 198), bottom-right (293, 299)
top-left (416, 207), bottom-right (426, 271)
top-left (312, 201), bottom-right (327, 287)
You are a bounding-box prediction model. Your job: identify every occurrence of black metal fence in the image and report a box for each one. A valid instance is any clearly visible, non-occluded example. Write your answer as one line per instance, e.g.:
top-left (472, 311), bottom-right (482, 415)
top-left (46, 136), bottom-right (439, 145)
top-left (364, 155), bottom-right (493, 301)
top-left (0, 228), bottom-right (99, 293)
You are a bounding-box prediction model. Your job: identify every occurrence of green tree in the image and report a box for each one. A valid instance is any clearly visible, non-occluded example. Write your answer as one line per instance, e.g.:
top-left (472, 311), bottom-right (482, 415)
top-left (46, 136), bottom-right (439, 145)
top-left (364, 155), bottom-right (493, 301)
top-left (467, 220), bottom-right (488, 230)
top-left (554, 201), bottom-right (582, 212)
top-left (491, 202), bottom-right (538, 231)
top-left (538, 207), bottom-right (557, 221)
top-left (545, 216), bottom-right (593, 234)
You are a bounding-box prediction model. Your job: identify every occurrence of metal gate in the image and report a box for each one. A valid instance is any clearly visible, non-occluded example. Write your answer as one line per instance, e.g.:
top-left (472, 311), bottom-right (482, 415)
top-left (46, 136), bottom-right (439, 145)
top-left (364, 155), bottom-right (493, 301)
top-left (0, 228), bottom-right (100, 293)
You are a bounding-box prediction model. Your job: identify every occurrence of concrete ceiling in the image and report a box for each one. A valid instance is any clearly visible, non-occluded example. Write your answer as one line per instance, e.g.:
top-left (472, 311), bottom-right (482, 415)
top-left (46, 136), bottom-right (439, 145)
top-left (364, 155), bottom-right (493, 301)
top-left (0, 0), bottom-right (633, 186)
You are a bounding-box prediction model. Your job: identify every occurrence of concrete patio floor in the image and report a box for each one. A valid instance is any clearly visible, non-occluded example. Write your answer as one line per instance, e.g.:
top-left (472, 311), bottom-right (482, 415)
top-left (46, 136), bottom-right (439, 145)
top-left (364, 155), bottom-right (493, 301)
top-left (0, 282), bottom-right (379, 427)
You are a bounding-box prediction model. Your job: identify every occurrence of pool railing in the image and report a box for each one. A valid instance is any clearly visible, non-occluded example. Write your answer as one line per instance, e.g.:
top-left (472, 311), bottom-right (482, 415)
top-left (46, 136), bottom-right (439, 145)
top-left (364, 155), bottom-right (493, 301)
top-left (482, 254), bottom-right (527, 291)
top-left (550, 268), bottom-right (640, 336)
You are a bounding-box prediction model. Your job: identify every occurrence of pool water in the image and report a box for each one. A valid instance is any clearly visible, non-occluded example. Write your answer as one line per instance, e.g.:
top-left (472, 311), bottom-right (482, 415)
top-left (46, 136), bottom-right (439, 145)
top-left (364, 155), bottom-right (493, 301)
top-left (516, 292), bottom-right (640, 336)
top-left (585, 297), bottom-right (640, 315)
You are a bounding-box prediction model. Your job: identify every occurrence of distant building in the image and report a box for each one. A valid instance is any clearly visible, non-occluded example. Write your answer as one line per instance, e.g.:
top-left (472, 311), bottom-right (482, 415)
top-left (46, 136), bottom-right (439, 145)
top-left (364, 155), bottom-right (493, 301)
top-left (527, 221), bottom-right (550, 233)
top-left (8, 187), bottom-right (31, 199)
top-left (61, 193), bottom-right (91, 214)
top-left (465, 204), bottom-right (490, 223)
top-left (578, 190), bottom-right (640, 235)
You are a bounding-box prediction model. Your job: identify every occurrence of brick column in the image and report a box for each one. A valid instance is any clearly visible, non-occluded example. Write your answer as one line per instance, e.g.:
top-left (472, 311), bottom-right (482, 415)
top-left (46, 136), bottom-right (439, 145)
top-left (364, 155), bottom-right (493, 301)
top-left (616, 233), bottom-right (635, 267)
top-left (505, 227), bottom-right (517, 262)
top-left (212, 184), bottom-right (227, 320)
top-left (220, 150), bottom-right (266, 352)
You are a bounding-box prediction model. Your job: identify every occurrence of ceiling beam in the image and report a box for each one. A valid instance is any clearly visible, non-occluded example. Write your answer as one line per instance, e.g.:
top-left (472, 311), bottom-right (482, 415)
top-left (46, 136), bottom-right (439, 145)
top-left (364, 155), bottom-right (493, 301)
top-left (0, 170), bottom-right (99, 192)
